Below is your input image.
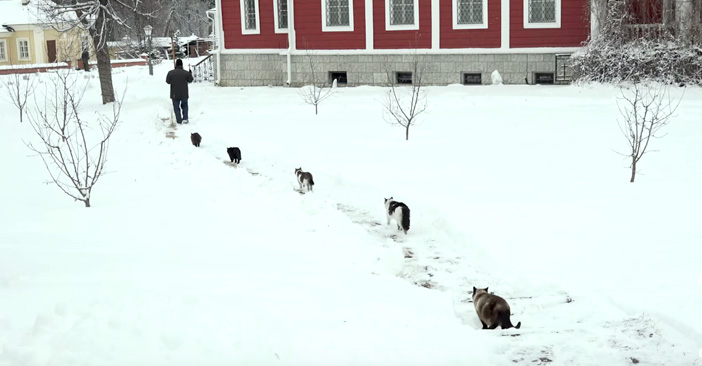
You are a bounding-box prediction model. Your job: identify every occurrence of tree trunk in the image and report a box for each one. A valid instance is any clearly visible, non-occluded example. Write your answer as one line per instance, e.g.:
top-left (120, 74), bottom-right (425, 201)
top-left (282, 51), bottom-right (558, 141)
top-left (315, 103), bottom-right (318, 115)
top-left (92, 33), bottom-right (115, 104)
top-left (405, 125), bottom-right (409, 141)
top-left (630, 159), bottom-right (637, 182)
top-left (590, 0), bottom-right (607, 39)
top-left (90, 1), bottom-right (115, 105)
top-left (84, 198), bottom-right (91, 207)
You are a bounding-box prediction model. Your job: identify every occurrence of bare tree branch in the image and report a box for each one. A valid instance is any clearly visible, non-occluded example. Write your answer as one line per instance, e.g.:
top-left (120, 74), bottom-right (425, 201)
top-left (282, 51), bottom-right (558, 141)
top-left (298, 43), bottom-right (335, 115)
top-left (381, 49), bottom-right (428, 141)
top-left (615, 82), bottom-right (683, 182)
top-left (24, 70), bottom-right (125, 207)
top-left (1, 71), bottom-right (37, 123)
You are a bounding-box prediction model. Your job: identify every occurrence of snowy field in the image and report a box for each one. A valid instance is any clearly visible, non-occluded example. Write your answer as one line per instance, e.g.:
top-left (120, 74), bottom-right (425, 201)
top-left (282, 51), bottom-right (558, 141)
top-left (0, 59), bottom-right (700, 366)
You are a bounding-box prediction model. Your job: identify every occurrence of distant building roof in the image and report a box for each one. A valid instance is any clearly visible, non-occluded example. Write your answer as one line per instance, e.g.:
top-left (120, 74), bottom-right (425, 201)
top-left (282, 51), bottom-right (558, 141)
top-left (107, 34), bottom-right (212, 49)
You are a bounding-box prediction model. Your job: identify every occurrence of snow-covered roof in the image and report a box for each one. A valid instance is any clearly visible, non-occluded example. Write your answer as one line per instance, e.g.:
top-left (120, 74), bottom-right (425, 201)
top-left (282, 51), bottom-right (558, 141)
top-left (0, 0), bottom-right (53, 26)
top-left (107, 34), bottom-right (213, 49)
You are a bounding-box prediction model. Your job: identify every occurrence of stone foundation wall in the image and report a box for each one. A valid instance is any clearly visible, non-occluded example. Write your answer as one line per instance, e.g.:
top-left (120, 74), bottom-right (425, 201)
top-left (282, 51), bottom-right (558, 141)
top-left (214, 53), bottom-right (562, 86)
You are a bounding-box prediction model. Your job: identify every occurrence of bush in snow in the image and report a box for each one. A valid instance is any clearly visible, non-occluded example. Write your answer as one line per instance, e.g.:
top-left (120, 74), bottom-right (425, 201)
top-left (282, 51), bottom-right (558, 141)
top-left (572, 0), bottom-right (702, 85)
top-left (572, 39), bottom-right (702, 85)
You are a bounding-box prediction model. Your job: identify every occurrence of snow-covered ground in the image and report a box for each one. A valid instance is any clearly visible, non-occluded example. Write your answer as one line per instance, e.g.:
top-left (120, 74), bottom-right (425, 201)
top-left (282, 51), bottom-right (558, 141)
top-left (0, 60), bottom-right (700, 366)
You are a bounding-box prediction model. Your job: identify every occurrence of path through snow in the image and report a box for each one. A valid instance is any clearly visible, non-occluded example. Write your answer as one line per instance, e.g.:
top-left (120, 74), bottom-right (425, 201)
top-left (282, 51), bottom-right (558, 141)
top-left (156, 109), bottom-right (693, 366)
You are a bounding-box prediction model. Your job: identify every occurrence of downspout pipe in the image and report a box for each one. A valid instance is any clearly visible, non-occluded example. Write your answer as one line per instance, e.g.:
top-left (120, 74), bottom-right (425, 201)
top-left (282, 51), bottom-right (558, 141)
top-left (286, 0), bottom-right (295, 86)
top-left (214, 0), bottom-right (224, 86)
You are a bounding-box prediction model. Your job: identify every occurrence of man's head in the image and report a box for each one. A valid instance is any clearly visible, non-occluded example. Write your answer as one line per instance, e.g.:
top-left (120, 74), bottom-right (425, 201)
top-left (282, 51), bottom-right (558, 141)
top-left (176, 59), bottom-right (183, 68)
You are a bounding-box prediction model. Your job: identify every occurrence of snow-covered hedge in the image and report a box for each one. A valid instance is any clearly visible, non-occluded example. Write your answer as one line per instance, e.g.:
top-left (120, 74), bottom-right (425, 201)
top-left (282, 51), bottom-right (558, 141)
top-left (572, 38), bottom-right (702, 85)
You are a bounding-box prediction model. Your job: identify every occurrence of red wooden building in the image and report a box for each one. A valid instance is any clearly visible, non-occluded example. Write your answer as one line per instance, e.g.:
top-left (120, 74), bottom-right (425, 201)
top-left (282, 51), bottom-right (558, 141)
top-left (207, 0), bottom-right (695, 86)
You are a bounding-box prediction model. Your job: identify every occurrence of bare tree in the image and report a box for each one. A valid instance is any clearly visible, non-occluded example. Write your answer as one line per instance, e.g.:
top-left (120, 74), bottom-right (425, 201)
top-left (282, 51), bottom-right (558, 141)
top-left (162, 0), bottom-right (214, 37)
top-left (25, 70), bottom-right (124, 207)
top-left (298, 47), bottom-right (334, 115)
top-left (615, 82), bottom-right (683, 182)
top-left (382, 52), bottom-right (428, 141)
top-left (1, 72), bottom-right (37, 123)
top-left (37, 0), bottom-right (157, 104)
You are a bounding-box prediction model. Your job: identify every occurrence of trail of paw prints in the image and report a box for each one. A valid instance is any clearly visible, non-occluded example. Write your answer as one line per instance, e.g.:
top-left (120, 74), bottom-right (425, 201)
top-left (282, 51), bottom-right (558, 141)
top-left (335, 202), bottom-right (446, 292)
top-left (335, 203), bottom-right (402, 243)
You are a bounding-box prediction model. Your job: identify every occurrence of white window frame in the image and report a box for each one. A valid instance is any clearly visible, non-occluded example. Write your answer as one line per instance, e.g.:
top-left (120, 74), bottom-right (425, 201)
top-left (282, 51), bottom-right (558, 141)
top-left (523, 0), bottom-right (561, 29)
top-left (322, 0), bottom-right (355, 32)
top-left (17, 38), bottom-right (30, 60)
top-left (273, 0), bottom-right (288, 34)
top-left (452, 0), bottom-right (488, 29)
top-left (385, 0), bottom-right (419, 31)
top-left (0, 39), bottom-right (7, 62)
top-left (240, 0), bottom-right (260, 35)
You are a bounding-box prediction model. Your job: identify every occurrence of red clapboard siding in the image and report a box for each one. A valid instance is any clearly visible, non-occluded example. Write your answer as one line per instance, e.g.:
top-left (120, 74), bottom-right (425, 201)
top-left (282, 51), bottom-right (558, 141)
top-left (222, 0), bottom-right (289, 49)
top-left (440, 0), bottom-right (500, 48)
top-left (510, 0), bottom-right (589, 48)
top-left (295, 0), bottom-right (366, 49)
top-left (373, 0), bottom-right (432, 49)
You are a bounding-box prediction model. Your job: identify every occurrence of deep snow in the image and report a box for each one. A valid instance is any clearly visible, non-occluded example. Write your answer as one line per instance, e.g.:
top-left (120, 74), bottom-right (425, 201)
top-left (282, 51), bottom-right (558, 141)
top-left (0, 59), bottom-right (700, 366)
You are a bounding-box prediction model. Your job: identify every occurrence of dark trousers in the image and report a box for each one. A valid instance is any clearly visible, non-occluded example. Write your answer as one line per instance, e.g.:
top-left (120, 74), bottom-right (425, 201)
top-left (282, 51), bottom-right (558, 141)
top-left (172, 98), bottom-right (189, 123)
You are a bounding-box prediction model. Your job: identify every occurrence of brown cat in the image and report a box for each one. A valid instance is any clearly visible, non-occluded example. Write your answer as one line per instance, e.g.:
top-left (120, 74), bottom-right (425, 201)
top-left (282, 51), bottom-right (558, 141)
top-left (472, 286), bottom-right (521, 329)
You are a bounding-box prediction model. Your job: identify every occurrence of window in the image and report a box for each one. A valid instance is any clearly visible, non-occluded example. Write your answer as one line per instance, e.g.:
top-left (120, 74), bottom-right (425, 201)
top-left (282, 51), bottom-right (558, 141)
top-left (0, 40), bottom-right (7, 62)
top-left (329, 71), bottom-right (347, 84)
top-left (453, 0), bottom-right (488, 29)
top-left (240, 0), bottom-right (260, 34)
top-left (395, 72), bottom-right (413, 84)
top-left (322, 0), bottom-right (354, 32)
top-left (385, 0), bottom-right (419, 30)
top-left (17, 38), bottom-right (30, 60)
top-left (534, 72), bottom-right (554, 84)
top-left (462, 73), bottom-right (482, 85)
top-left (274, 0), bottom-right (288, 33)
top-left (523, 0), bottom-right (560, 29)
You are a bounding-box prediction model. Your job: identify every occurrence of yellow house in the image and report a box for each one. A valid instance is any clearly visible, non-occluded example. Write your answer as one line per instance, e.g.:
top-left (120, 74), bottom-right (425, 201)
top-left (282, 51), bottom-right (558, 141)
top-left (0, 0), bottom-right (90, 67)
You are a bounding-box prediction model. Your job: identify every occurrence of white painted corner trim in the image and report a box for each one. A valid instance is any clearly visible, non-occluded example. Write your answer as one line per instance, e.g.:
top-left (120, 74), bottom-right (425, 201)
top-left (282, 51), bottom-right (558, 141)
top-left (321, 0), bottom-right (355, 32)
top-left (240, 0), bottom-right (261, 35)
top-left (452, 0), bottom-right (488, 30)
top-left (501, 0), bottom-right (509, 48)
top-left (385, 0), bottom-right (420, 31)
top-left (523, 0), bottom-right (561, 29)
top-left (365, 0), bottom-right (374, 49)
top-left (431, 0), bottom-right (440, 49)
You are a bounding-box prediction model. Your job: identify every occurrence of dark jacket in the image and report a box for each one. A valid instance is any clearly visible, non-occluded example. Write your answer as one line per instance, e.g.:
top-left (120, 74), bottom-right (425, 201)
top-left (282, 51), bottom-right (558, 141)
top-left (166, 66), bottom-right (194, 99)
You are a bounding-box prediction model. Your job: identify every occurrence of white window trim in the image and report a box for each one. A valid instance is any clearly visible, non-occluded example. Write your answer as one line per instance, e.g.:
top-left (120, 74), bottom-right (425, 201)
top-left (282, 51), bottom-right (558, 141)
top-left (16, 38), bottom-right (31, 60)
top-left (452, 0), bottom-right (488, 29)
top-left (523, 0), bottom-right (561, 29)
top-left (273, 0), bottom-right (288, 34)
top-left (321, 0), bottom-right (355, 32)
top-left (0, 39), bottom-right (7, 62)
top-left (385, 0), bottom-right (419, 31)
top-left (240, 0), bottom-right (261, 35)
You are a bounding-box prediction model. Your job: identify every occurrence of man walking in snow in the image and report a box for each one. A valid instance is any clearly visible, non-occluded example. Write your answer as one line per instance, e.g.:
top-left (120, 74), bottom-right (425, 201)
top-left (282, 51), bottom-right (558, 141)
top-left (166, 59), bottom-right (194, 124)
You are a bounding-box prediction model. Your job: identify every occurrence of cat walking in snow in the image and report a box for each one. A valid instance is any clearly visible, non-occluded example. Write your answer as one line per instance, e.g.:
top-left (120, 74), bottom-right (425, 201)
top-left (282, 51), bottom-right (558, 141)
top-left (295, 168), bottom-right (315, 192)
top-left (384, 197), bottom-right (410, 235)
